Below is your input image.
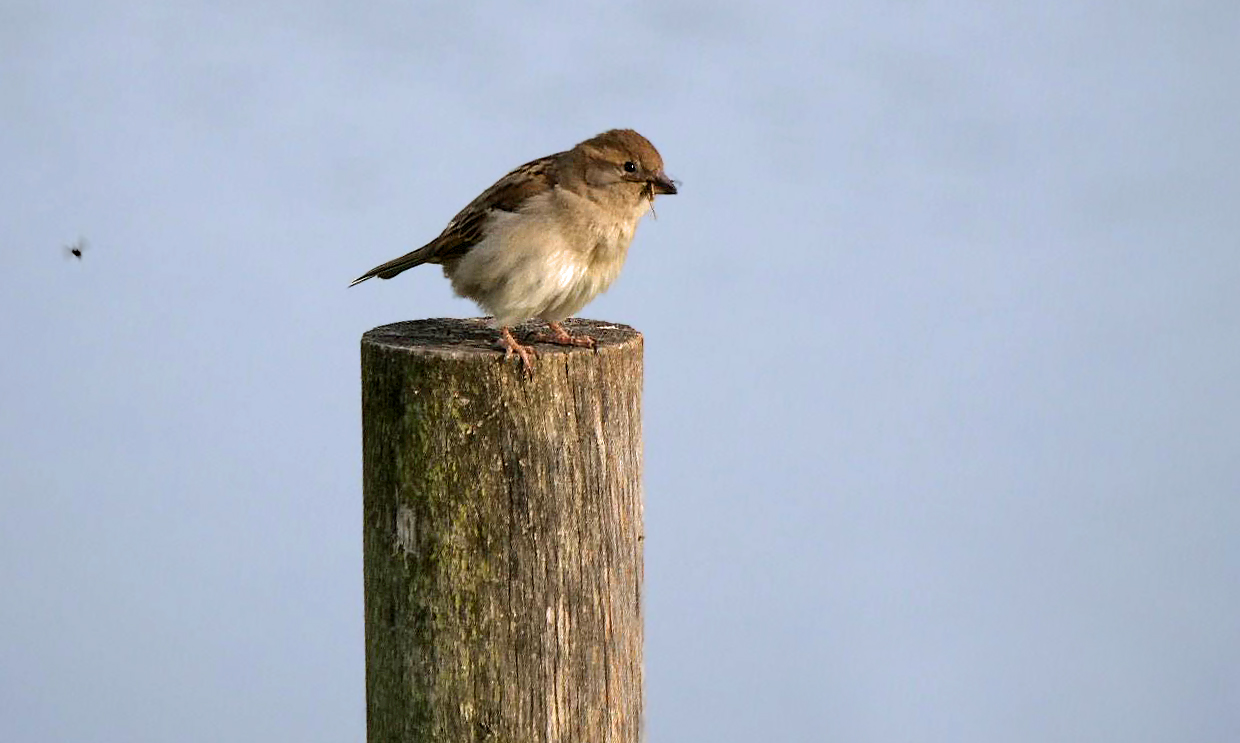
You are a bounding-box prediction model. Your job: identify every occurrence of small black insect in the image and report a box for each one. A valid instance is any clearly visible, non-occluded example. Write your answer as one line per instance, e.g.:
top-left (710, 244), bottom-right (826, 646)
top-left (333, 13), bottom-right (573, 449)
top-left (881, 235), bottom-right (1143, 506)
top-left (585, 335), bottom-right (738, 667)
top-left (65, 238), bottom-right (87, 260)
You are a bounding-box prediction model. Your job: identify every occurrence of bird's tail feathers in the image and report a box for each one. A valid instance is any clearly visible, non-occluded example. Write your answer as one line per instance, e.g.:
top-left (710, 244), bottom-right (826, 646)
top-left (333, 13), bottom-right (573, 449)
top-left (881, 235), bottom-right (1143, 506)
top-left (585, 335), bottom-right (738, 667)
top-left (348, 248), bottom-right (435, 287)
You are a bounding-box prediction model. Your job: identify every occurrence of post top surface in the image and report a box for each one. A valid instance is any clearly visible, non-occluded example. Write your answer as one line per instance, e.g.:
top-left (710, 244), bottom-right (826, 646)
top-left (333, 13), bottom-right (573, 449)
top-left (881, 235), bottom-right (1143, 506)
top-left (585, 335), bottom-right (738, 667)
top-left (361, 318), bottom-right (642, 359)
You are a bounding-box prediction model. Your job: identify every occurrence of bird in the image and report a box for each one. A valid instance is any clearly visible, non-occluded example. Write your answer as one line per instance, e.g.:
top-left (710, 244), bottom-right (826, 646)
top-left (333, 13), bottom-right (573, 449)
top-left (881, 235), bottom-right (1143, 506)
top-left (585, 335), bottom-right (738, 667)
top-left (349, 128), bottom-right (676, 372)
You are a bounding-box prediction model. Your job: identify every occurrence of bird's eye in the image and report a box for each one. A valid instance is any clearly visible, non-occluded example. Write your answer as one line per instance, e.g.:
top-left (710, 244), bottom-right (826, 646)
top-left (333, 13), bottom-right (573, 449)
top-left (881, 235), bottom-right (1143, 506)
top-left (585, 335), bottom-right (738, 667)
top-left (623, 161), bottom-right (638, 173)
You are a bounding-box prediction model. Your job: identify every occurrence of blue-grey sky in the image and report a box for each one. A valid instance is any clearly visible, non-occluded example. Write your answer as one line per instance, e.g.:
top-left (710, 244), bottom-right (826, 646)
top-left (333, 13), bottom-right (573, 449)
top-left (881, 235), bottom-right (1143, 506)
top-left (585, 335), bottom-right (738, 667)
top-left (3, 2), bottom-right (1239, 741)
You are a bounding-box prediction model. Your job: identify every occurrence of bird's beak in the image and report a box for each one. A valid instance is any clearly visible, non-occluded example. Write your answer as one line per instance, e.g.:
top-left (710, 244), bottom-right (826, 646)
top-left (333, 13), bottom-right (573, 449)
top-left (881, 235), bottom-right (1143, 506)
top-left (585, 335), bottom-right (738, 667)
top-left (650, 172), bottom-right (678, 195)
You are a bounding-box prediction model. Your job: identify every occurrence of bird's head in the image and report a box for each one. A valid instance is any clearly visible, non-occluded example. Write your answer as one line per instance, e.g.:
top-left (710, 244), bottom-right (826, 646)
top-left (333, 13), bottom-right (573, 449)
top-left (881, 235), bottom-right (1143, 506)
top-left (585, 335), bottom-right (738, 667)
top-left (575, 129), bottom-right (677, 204)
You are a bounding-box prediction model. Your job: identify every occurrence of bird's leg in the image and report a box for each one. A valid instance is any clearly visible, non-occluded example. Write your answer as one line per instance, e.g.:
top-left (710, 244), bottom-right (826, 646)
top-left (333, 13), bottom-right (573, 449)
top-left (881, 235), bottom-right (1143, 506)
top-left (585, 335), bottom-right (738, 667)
top-left (499, 326), bottom-right (538, 374)
top-left (529, 321), bottom-right (598, 349)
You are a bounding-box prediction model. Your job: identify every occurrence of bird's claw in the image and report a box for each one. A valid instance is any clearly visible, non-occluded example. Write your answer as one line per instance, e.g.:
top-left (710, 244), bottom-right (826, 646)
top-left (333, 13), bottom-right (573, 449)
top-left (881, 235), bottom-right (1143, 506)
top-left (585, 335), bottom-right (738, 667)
top-left (500, 326), bottom-right (538, 375)
top-left (529, 321), bottom-right (598, 350)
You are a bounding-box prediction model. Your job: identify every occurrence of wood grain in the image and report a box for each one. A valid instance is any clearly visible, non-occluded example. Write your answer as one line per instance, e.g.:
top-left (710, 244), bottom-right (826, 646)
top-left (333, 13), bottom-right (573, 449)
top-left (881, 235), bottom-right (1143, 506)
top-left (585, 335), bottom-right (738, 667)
top-left (360, 318), bottom-right (644, 743)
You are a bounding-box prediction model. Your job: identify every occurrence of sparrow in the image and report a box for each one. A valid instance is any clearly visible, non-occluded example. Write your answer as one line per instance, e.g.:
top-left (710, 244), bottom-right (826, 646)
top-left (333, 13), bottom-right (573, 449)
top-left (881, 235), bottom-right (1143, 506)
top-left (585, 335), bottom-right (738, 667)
top-left (349, 128), bottom-right (676, 372)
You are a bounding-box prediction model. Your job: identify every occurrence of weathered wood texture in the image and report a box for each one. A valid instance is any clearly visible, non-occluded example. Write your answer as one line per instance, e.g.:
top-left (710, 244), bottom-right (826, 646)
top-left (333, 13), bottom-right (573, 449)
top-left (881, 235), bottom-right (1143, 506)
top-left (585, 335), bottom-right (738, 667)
top-left (361, 318), bottom-right (644, 743)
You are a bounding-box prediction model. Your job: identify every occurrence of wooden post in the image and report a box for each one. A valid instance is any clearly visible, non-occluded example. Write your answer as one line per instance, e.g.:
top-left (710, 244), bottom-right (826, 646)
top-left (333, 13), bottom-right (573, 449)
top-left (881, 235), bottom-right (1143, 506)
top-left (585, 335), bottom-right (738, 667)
top-left (360, 318), bottom-right (644, 743)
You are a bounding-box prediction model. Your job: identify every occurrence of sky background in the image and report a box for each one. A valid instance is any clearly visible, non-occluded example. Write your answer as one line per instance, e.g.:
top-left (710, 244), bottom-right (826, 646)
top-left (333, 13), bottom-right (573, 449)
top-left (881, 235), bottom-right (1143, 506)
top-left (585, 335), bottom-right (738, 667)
top-left (3, 1), bottom-right (1239, 741)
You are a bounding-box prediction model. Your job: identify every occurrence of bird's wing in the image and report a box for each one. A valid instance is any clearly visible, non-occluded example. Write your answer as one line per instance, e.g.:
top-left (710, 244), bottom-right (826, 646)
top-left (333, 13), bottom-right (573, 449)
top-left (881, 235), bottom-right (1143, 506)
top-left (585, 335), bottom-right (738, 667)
top-left (349, 154), bottom-right (562, 286)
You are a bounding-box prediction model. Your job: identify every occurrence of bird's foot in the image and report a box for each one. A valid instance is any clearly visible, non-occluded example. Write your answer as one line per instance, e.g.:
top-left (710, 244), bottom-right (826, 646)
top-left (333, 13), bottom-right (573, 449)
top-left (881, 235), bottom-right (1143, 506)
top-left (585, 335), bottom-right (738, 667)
top-left (499, 326), bottom-right (538, 375)
top-left (528, 321), bottom-right (598, 350)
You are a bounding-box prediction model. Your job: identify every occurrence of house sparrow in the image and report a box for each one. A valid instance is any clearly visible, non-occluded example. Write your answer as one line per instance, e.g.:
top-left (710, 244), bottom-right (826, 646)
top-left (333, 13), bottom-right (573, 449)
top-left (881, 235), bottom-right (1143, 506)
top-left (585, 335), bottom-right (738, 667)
top-left (350, 128), bottom-right (676, 372)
